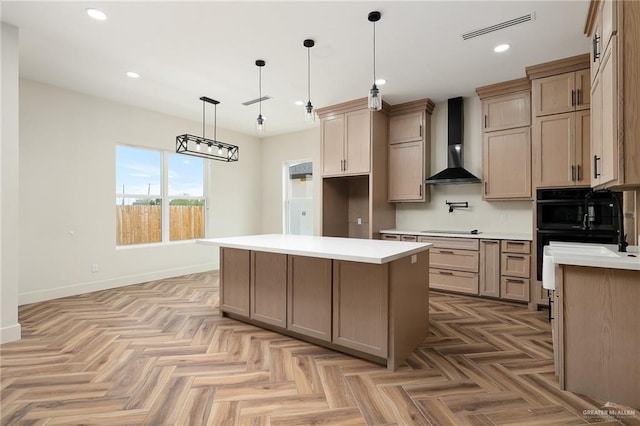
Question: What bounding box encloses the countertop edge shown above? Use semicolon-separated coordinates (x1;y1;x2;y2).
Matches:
380;229;533;241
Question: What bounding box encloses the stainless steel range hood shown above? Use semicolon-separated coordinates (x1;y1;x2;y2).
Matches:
425;97;481;185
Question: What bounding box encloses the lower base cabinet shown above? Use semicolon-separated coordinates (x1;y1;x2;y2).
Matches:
479;239;501;297
218;247;429;370
333;260;388;357
287;255;332;342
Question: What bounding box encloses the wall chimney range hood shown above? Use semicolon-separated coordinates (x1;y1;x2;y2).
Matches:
425;97;481;185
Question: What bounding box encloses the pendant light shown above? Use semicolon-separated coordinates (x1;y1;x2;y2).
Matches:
176;96;239;162
255;59;266;134
303;39;315;122
367;11;382;111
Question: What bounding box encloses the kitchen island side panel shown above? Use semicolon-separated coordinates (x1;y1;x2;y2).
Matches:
220;248;251;317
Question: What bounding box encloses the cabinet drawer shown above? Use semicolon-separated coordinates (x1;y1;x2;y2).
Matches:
501;240;531;254
417;236;479;251
501;254;531;278
401;235;417;242
430;269;479;295
381;234;401;241
430;249;479;273
501;277;530;302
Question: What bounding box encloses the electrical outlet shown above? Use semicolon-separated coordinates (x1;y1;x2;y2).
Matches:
357;218;362;225
91;264;99;273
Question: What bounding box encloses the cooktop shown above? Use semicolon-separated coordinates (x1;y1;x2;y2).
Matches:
421;230;481;235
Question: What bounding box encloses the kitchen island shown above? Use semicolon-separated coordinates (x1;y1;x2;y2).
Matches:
545;243;640;409
198;234;431;370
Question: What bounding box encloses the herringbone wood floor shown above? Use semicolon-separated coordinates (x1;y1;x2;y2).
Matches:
1;271;638;425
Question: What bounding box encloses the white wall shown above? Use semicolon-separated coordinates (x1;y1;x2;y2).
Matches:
260;127;320;234
18;79;262;305
395;97;533;234
1;23;22;343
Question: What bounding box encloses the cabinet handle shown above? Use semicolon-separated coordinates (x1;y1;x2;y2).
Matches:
508;241;525;245
419;124;423;137
594;155;601;178
571;90;576;106
419;184;422;197
439;250;454;254
571;165;576;181
577;89;581;105
484;181;488;195
592;34;600;61
577;164;581;181
507;255;524;260
484;115;488;129
438;271;454;275
506;278;525;284
344;159;347;171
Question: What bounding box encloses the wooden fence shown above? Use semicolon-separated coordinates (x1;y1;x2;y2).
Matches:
116;205;204;245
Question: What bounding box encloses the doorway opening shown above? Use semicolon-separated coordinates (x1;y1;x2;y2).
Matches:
284;160;313;235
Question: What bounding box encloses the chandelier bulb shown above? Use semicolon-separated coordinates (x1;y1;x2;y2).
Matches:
196;141;201;151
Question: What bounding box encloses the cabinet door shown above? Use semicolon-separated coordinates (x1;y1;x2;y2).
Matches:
220;248;251;317
600;0;617;53
598;39;618;187
333;260;388;357
250;251;287;328
479;240;500;298
575;110;591;186
575;69;591;111
287;255;332;341
388;141;425;202
533;73;575;117
389;111;423;144
321;115;345;176
590;15;602;83
344;109;371;175
500;277;530;302
483;127;532;200
534;112;575;188
483;92;531;132
590;67;603;187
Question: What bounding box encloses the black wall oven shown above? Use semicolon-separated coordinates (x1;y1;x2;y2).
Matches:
536;188;621;280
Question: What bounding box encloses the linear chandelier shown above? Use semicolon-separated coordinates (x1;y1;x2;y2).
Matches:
176;96;239;162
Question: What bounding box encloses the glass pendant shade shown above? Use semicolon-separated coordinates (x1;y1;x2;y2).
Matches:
256;113;266;134
305;101;315;122
368;84;382;111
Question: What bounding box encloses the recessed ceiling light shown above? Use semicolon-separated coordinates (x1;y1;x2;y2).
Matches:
294;101;304;106
494;44;510;53
126;71;140;79
375;79;387;86
86;8;107;21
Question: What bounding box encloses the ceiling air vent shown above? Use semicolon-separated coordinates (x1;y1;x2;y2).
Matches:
462;12;535;40
242;96;271;106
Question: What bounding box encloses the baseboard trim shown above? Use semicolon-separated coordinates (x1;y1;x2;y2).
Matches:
19;263;218;306
0;323;22;344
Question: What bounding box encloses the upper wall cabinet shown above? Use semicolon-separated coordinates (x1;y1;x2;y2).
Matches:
387;99;434;203
585;0;640;189
527;54;591;189
476;78;532;201
482;92;530;133
320;107;371;177
532;70;590;117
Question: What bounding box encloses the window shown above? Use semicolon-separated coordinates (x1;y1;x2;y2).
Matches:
116;146;205;246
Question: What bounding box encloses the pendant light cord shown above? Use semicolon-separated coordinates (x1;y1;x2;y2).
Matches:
214;103;217;142
202;99;205;139
259;66;262;116
307;47;311;102
372;20;376;83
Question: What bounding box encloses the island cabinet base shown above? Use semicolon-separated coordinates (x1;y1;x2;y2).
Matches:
218;247;429;370
556;265;640;409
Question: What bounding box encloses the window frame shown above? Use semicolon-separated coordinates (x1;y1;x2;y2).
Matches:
116;145;207;247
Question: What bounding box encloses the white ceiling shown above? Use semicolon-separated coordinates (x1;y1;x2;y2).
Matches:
2;1;591;137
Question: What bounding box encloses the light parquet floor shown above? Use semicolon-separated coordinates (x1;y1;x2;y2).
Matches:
1;271;638;425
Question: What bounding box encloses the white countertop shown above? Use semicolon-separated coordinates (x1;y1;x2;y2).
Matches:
545;242;640;271
380;229;533;241
197;234;431;264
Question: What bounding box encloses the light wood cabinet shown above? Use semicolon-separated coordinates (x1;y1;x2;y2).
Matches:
381;233;400;241
333;260;388;357
318;98;395;239
482;127;532;199
479;239;500;298
481;91;531;132
586;0;640;189
250;251;287;328
321;109;370;177
533;110;591;188
532;70;590;117
420;236;479;295
477;78;532;201
220;248;251;317
500;241;531;302
287;255;332;342
387;100;434;203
